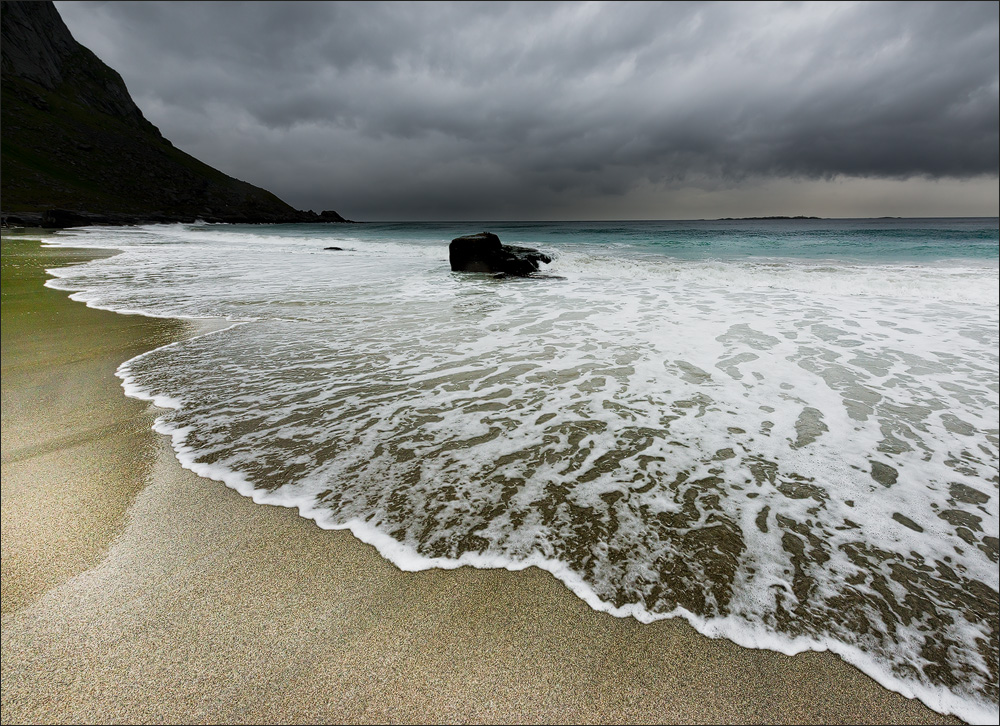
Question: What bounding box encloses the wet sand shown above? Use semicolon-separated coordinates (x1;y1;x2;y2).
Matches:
1;234;187;614
0;233;963;724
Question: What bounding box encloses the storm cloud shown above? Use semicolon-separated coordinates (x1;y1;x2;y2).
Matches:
54;1;998;220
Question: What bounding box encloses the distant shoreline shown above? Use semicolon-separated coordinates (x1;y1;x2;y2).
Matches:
715;215;821;220
0;208;356;230
3;212;997;231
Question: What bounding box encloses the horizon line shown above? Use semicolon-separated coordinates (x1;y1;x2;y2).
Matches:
335;215;1000;224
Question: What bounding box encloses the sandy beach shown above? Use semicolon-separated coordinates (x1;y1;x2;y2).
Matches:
0;234;965;725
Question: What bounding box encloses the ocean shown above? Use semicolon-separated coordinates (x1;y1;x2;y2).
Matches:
44;217;998;724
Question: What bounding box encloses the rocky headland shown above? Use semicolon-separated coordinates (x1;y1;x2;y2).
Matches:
1;1;351;228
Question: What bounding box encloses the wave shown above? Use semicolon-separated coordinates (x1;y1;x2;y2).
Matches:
41;222;1000;724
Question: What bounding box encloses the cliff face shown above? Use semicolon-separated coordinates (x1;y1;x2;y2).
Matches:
1;1;348;226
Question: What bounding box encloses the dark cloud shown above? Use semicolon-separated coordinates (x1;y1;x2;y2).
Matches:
54;1;998;219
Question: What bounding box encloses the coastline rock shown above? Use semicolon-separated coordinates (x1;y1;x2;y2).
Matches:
1;1;356;228
449;232;552;276
0;208;357;229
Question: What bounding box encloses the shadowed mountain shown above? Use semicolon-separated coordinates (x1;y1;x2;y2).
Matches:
1;0;350;227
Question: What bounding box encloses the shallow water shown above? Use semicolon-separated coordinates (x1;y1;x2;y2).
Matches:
46;218;999;724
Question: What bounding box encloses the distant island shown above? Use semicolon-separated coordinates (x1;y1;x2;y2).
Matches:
715;215;821;221
1;1;352;228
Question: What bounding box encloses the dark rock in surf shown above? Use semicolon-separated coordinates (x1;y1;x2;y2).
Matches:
449;232;552;277
323;246;344;251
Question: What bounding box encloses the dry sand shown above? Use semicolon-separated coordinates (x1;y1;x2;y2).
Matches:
0;234;963;724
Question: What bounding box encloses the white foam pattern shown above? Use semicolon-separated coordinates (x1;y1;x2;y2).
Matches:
46;222;999;723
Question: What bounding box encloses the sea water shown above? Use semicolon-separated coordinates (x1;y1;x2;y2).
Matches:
43;218;998;723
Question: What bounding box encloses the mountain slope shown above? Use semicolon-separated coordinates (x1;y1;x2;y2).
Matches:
1;1;348;226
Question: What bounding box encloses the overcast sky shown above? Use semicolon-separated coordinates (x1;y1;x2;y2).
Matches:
54;1;998;221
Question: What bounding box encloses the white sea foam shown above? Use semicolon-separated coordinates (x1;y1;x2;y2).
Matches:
46;222;1000;724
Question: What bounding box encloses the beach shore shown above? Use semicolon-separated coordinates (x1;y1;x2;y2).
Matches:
0;234;964;724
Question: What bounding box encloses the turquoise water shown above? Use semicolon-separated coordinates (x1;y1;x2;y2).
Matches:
253;216;1000;263
47;217;998;724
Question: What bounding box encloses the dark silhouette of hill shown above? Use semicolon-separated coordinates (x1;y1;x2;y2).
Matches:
1;1;350;227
